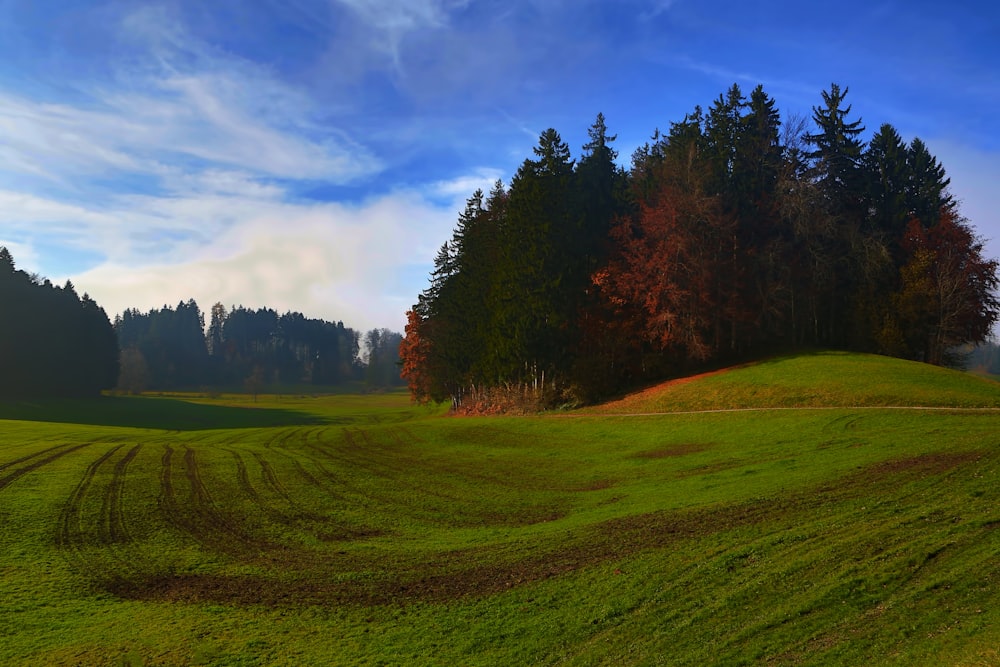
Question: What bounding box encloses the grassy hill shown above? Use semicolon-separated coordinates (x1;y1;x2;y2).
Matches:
583;350;1000;414
1;353;1000;664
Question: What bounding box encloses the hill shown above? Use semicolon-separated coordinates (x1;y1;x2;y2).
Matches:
2;353;1000;664
581;350;1000;414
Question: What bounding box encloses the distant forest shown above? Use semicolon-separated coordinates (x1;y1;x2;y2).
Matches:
0;247;404;397
114;301;404;392
401;83;999;409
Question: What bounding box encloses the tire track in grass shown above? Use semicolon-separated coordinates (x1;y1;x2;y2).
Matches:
0;442;92;492
261;429;341;499
111;449;991;608
269;435;400;540
159;444;176;514
183;446;235;537
0;443;74;473
222;445;335;540
225;448;261;504
57;445;124;573
160;443;229;551
252;452;296;503
263;429;329;491
226;447;320;521
101;444;142;544
160;444;292;559
310;429;510;529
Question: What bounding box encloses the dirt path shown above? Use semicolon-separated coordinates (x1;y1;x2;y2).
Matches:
558;405;1000;418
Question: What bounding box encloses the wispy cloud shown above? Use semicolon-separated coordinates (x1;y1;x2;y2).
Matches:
332;0;471;68
56;186;465;331
0;6;380;193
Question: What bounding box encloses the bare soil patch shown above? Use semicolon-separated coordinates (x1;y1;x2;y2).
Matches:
634;443;712;459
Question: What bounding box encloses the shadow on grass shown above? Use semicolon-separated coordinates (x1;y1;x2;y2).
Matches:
0;395;326;431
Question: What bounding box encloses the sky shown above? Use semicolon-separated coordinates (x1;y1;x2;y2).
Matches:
0;0;997;333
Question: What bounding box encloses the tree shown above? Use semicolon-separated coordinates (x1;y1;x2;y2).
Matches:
362;327;404;389
207;302;227;356
802;84;869;345
905;138;954;227
864;124;910;241
244;365;265;402
806;83;866;211
0;247;118;397
888;211;999;365
602;154;728;364
117;346;149;395
492;128;577;387
400;308;435;403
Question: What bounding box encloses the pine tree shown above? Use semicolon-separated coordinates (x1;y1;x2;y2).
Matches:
906;138;954;226
493;128;577;388
865;123;911;241
806;83;866;211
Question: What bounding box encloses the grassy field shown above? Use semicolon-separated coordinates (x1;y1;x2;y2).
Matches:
2;352;1000;665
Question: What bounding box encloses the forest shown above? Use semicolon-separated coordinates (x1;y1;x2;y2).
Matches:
113;302;403;393
400;83;1000;409
0;247;118;397
0;247;404;397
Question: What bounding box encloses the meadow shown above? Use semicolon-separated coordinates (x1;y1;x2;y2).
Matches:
2;351;1000;665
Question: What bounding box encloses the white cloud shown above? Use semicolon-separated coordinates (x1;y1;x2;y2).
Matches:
0;238;40;273
0;5;500;333
429;167;506;199
62;189;459;332
333;0;471;66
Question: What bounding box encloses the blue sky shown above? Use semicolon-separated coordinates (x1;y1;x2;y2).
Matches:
1;0;997;332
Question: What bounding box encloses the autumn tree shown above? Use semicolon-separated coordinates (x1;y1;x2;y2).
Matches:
884;211;999;365
399;308;435;403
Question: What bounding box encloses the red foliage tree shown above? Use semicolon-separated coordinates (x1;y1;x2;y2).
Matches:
888;209;999;364
399;308;434;403
599;171;732;363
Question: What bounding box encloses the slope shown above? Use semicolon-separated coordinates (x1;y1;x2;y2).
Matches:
581;350;1000;414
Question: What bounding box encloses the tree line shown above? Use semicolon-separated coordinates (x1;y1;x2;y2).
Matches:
115;301;404;393
401;83;999;409
0;245;404;397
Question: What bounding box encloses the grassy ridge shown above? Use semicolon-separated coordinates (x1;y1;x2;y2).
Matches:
1;354;1000;664
584;350;1000;413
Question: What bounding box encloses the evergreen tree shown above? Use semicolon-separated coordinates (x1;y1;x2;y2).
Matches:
806;83;866;212
0;247;118;397
865;123;911;241
804;84;868;345
494;128;577;387
905;138;954;226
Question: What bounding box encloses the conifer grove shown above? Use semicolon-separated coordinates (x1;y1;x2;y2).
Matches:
400;83;1000;409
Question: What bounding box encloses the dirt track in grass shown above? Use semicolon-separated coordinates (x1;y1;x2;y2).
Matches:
0;442;92;492
99;449;984;608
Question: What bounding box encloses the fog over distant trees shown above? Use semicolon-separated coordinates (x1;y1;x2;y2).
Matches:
0;245;403;396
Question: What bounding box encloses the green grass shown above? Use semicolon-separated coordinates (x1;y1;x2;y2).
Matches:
1;352;1000;665
583;350;1000;413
